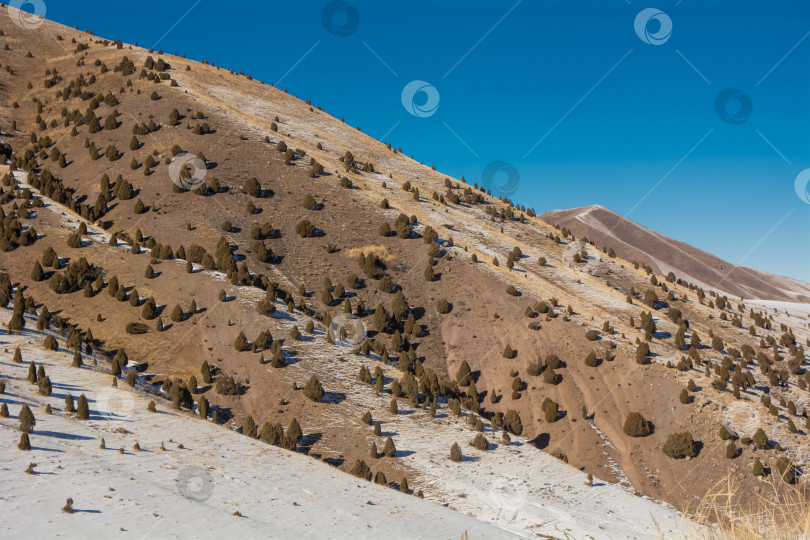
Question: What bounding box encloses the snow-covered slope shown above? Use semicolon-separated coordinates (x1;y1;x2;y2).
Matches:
0;315;514;539
0;307;700;539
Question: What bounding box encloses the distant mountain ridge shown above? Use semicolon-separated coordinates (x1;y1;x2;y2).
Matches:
541;205;810;303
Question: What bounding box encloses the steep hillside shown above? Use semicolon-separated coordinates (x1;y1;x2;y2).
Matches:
0;309;518;539
542;205;810;303
1;6;809;533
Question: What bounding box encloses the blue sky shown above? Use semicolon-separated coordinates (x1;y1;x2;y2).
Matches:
40;0;810;282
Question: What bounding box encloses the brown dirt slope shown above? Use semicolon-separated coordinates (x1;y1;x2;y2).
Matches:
542;204;810;302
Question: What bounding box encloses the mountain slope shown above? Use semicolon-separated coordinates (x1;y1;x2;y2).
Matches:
1;6;809;533
0;164;696;538
541;205;810;302
0;310;519;539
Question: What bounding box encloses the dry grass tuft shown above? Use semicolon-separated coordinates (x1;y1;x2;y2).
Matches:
675;474;810;539
344;244;393;263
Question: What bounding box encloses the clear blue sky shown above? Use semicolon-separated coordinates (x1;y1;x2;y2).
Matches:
40;0;810;283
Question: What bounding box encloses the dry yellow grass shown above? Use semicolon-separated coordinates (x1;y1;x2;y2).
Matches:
676;474;810;539
344;244;393;263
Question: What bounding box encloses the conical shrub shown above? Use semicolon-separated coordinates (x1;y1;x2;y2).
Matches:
27;361;37;383
623;412;652;437
286;418;302;444
471;434;489;451
304;375;324;401
383;437;396;457
449;442;462;462
350;459;371;481
18;433;31;450
76;394;89;420
234;331;249;352
662;432;696;459
19;404;35;433
243;415;257;438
